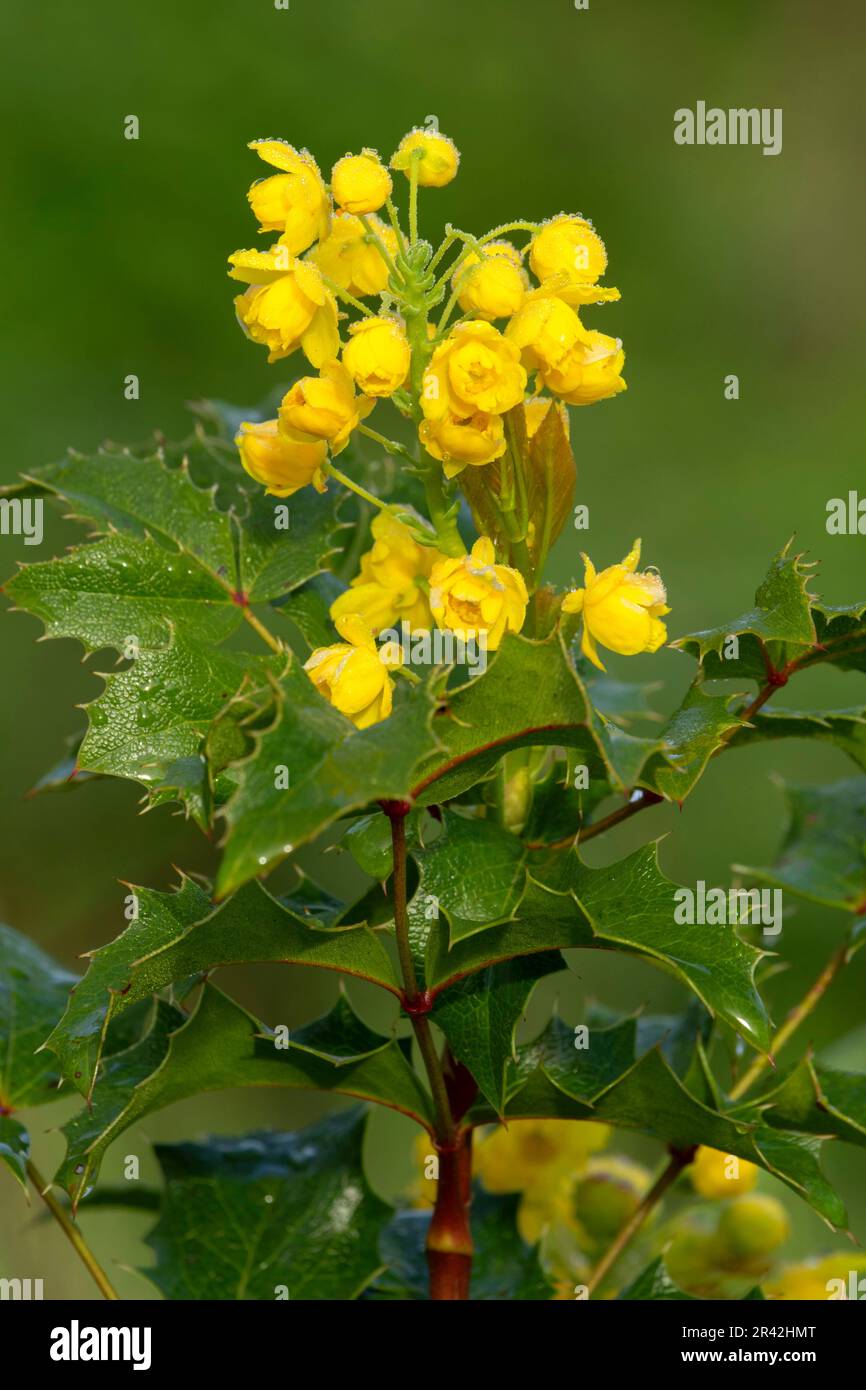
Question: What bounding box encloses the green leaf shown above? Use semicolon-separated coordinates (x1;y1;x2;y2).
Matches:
216;662;441;897
43;876;212;1097
758;1055;866;1146
672;541;818;681
470;1014;845;1228
432;953;564;1112
0;1116;30;1193
44;877;402;1097
637;676;744;801
730;707;866;773
736;778;866;913
144;1110;390;1300
0;925;76;1109
410;633;602;806
56;985;433;1205
369;1190;554;1300
391;829;769;1051
810;600;866;676
79;638;279;791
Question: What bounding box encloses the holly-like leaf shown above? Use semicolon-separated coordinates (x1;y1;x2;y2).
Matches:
673;542;818;681
369;1189;554;1300
273;572;347;652
216;662;442;897
809;600;866;676
432;953;564;1112
144;1110;390;1300
44;876;402;1097
0;1116;30;1193
758;1055;866;1146
390;829;769;1051
736;778;866;914
56;985;432;1206
0;925;77;1109
470;1014;845;1228
730;707;866;773
410;633;602;806
637;677;744;801
43;876;212;1097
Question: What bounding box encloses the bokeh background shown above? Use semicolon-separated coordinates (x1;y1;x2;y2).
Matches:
1;0;864;1297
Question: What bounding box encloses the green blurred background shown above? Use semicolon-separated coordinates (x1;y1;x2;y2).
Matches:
1;0;864;1297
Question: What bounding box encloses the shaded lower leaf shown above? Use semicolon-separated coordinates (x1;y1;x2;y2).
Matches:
145;1110;389;1300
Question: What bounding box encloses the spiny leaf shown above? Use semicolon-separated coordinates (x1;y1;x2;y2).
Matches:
432;953;564;1112
735;778;866;914
44;876;402;1097
673;541;818;681
731;707;866;773
56;986;433;1206
0;925;77;1109
757;1055;866;1145
216;661;442;897
470;1014;845;1228
144;1110;390;1300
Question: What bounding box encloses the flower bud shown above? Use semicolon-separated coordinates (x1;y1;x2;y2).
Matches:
342;318;410;398
391;128;460;187
422;321;525;421
689;1147;758;1199
717;1195;790;1260
331;149;392;215
419;410;506;478
452;242;526;320
279;360;375;456
530;214;608;287
235;418;327;498
541;329;626;406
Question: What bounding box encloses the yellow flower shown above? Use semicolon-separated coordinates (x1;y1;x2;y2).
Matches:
429;537;528;650
330;510;439;634
304;614;398;729
530;214;608;287
341;317;410;398
330;149;392;215
474;1119;610;1198
279;360;375;456
452;242;527;320
313;212;397;297
391;128;460;187
245;139;330;252
689;1147;759;1199
541;329;626;406
505;293;588;373
229;248;339;366
422;321;526;422
235;418;327;498
562;539;670;671
419;411;506;478
524;396;570;441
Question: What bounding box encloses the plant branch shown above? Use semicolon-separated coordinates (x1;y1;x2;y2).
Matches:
27;1160;119;1301
586;935;856;1293
586;1146;696;1297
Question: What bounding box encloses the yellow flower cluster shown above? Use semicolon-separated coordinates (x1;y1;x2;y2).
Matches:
226;125;659;729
